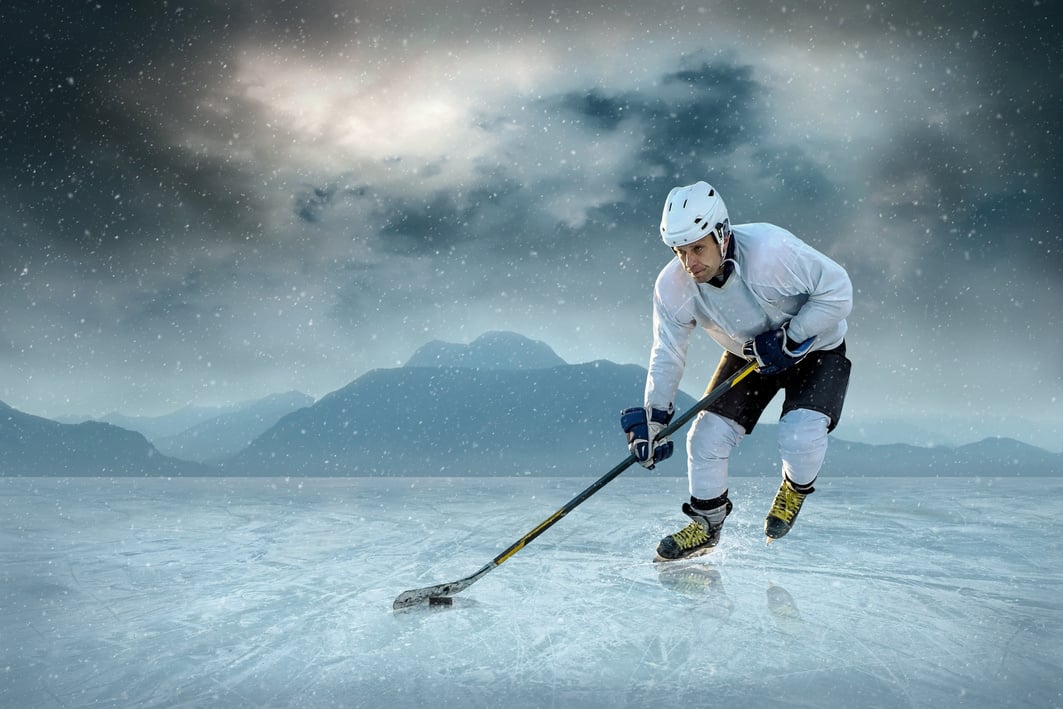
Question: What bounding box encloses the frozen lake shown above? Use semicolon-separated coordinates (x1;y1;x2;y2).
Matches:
2;475;1060;708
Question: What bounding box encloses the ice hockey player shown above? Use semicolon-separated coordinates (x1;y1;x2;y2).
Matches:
621;181;853;560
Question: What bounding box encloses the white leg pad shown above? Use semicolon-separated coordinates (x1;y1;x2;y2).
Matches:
686;412;745;500
778;409;830;487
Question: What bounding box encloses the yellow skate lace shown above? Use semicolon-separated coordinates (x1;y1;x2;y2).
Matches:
768;483;806;524
671;521;709;551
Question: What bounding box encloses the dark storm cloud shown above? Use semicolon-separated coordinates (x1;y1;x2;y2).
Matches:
2;5;229;243
544;57;772;241
558;90;628;131
544;55;853;264
293;173;537;257
859;69;1063;322
555;58;764;169
376;189;484;254
295;184;369;224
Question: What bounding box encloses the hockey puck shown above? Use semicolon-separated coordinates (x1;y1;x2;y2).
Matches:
428;596;453;607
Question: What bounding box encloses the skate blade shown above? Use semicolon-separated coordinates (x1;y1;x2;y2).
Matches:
653;546;715;563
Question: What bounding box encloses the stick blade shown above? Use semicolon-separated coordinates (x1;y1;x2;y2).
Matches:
393;563;493;610
393;584;452;610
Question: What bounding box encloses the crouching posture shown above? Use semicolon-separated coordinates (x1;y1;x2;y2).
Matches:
622;181;853;560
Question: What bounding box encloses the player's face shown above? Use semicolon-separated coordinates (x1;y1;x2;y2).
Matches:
672;233;728;283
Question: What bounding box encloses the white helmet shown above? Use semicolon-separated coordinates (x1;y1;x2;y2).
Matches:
659;181;730;248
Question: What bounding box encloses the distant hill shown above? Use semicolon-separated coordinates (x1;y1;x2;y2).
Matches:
840;413;1062;452
93;405;242;441
221;360;697;476
0;400;210;476
221;331;692;475
153;391;314;463
728;428;1062;477
405;331;567;369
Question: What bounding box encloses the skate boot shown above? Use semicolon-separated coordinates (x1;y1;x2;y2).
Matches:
655;493;732;562
764;478;814;542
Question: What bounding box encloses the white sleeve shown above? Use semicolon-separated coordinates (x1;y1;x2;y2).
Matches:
784;243;853;345
745;232;852;346
644;276;695;410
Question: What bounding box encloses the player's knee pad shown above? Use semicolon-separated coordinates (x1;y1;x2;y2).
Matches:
687;413;745;500
778;409;830;484
688;412;745;465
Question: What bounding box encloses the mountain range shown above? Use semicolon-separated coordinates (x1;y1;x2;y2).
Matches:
152;392;315;462
0;400;208;476
2;332;1060;477
220;331;692;475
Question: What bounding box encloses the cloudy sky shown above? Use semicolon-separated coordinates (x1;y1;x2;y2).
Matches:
2;1;1061;451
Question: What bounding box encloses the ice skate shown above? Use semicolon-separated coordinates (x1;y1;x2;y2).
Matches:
764;478;813;542
655;496;731;562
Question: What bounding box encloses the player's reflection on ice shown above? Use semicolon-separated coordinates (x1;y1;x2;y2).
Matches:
656;561;734;618
656;563;802;631
765;583;802;634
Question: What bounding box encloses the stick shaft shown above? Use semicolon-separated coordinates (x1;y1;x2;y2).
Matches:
392;360;758;609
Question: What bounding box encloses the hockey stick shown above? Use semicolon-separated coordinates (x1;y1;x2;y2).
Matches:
392;359;759;610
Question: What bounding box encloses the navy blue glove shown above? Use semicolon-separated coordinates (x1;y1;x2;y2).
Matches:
621;405;675;469
743;325;814;375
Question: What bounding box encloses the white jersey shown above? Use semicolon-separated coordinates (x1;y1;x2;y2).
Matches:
645;222;852;409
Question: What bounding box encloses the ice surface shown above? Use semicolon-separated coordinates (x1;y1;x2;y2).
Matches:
2;475;1061;708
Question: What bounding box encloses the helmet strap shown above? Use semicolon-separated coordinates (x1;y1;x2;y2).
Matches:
715;220;731;260
714;222;731;258
713;231;737;284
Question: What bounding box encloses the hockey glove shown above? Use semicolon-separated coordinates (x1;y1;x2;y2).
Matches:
620;405;675;469
743;324;814;376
